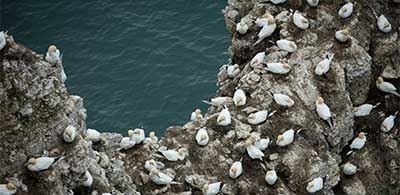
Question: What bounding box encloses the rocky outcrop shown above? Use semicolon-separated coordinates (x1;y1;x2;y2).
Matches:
0;0;399;195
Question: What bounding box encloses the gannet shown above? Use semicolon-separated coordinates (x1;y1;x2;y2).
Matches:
268;0;287;4
264;62;291;74
316;97;333;128
202;182;221;195
149;168;180;185
63;125;77;143
254;138;270;151
0;183;17;195
45;45;61;65
144;131;159;144
293;10;309;30
276;129;295;146
315;54;334;76
60;65;67;83
273;93;295;107
158;147;187;161
202;97;230;107
255;17;268;28
229;160;243;179
306;0;319;7
335;29;350;42
276;39;297;53
376;77;400;97
265;170;278;185
82;171;93;187
227;64;240;78
251;51;266;65
377;15;391;33
254;14;276;45
338;2;354;18
86;128;101;142
248;110;269;125
233;88;246;107
217;106;231;126
350;132;367;150
26;156;59;171
190;109;203;121
306;177;324;193
195;127;209;146
236;21;248;35
119;136;136;150
245;139;264;160
144;159;165;172
353;103;380;117
0;31;6;51
381;112;397;132
130;128;145;144
342;162;357;176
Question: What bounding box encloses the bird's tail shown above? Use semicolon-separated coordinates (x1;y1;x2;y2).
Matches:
390;91;400;97
253;38;263;46
268;110;277;117
327;118;334;128
373;102;381;108
171;181;182;185
201;100;213;105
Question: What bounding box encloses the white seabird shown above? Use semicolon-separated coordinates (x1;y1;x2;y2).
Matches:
236;21;249;35
315;54;334;76
273;93;295;107
245;139;264;160
229;160;243;179
377;15;391;33
264;62;291;74
335;29;350;42
233;88;246;107
248;110;269;125
342;162;357;176
217;106;231;126
276;129;295;146
0;182;17;195
316;96;333;128
144;131;159;144
293;10;309;30
268;0;287;4
119;136;136;150
130;128;145;144
254;14;276;45
338;2;354;18
376;77;400;97
26;156;59;171
158;147;187;161
276;39;297;53
0;31;6;51
350;132;367;150
265;170;278;185
353;103;380;117
149;168;180;185
227;64;240;78
144;159;165;172
82;170;93;187
251;51;266;66
195;127;209;146
202;97;230;107
306;177;324;193
381;112;397;132
45;45;61;65
254;137;270;151
190;108;203;121
63;125;77;143
306;0;319;7
202;182;221;195
86;128;101;142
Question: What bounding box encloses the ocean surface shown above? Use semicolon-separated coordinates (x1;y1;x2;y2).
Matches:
2;1;229;135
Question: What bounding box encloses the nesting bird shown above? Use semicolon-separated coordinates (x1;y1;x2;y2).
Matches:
202;182;221;195
350;132;367;150
158;147;187;161
254;137;270;151
202;97;230;107
273;93;295;107
264;62;291;74
376;77;400;97
86;128;101;142
306;0;319;7
338;2;354;18
377;15;391;33
251;51;266;65
276;129;295;146
0;182;17;195
381;112;397;132
119;135;136;150
63;125;77;143
335;29;350;43
245;139;264;160
190;109;203;121
26;156;58;171
254;14;276;45
248;110;270;125
45;45;61;65
195;127;209;146
0;31;6;51
227;64;240;78
342;162;357;176
276;39;297;53
293;10;309;30
265;170;278;185
144;159;165;172
217;106;231;126
149;168;179;185
233;88;246;107
229;160;243;179
144;131;159;144
82;171;93;187
236;21;249;35
315;54;334;76
306;177;324;193
353;103;380;117
130;128;145;144
316;97;333;128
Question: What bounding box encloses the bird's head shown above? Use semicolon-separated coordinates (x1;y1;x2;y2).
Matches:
217;115;226;123
248;113;256;120
6;182;16;191
266;14;275;25
202;183;209;192
317;96;324;104
149;131;156;138
149;167;158;175
127;129;134;137
282;63;291;69
234;64;240;68
245;139;253;146
341;29;350;36
377;76;384;84
277;135;284;142
358;132;366;138
178;148;188;156
27;158;36;165
48;45;57;53
195;109;202;114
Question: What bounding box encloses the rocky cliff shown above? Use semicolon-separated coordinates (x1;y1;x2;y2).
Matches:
0;0;399;195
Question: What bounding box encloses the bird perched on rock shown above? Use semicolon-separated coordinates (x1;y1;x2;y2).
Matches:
276;129;295;146
293;10;309;30
254;137;270;151
85;128;101;143
82;171;93;188
381;111;397;132
376;77;400;97
377;15;391;33
227;64;240;78
276;39;297;53
119;136;136;150
254;14;276;45
316;96;333;128
306;177;324;193
202;182;221;195
315;54;334;76
190;109;203;121
265;170;278;185
233;88;246;107
144;159;165;172
248;110;270;125
306;0;319;7
338;2;354;18
26;156;61;171
0;182;17;195
262;0;287;4
195;127;209;146
144;131;159;144
63;125;77;143
130;128;145;144
158;146;187;161
202;97;230;107
264;62;291;74
350;132;367;150
273;93;295;107
342;162;357;176
149;168;180;185
229;160;243;179
245;139;264;160
45;45;61;65
0;31;6;51
353;103;380;117
335;29;350;43
236;21;248;35
217;106;231;126
251;51;266;66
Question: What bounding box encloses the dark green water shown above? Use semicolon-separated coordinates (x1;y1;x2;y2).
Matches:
2;1;229;135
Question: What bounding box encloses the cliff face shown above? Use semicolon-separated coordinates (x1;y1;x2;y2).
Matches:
0;0;399;195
